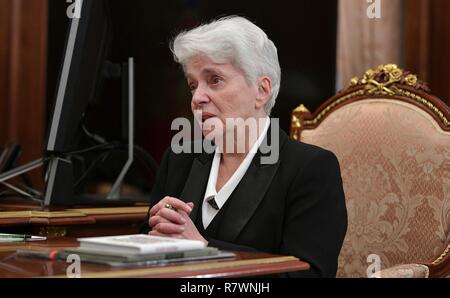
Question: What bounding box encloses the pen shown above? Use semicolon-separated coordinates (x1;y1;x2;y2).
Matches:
0;233;47;241
16;249;62;260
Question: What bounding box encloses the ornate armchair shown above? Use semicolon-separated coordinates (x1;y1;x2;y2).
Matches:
290;64;450;278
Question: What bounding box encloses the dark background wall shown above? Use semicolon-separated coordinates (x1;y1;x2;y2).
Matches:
47;0;338;164
2;0;450;195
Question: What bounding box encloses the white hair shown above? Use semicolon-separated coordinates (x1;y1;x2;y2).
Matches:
171;16;281;116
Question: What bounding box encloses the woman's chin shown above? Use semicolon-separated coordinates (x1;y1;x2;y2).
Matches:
202;130;216;140
202;129;222;142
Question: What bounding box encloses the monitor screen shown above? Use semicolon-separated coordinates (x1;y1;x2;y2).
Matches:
46;0;111;154
43;0;113;206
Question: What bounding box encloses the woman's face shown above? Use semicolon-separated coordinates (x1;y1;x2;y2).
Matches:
185;55;264;139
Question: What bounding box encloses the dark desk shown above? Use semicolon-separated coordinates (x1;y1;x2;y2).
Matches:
0;238;309;278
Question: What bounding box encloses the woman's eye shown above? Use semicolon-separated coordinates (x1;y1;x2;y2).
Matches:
210;76;221;84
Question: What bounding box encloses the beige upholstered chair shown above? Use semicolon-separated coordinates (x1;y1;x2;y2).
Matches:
290;64;450;278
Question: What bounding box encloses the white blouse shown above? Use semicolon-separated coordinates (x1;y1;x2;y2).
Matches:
202;117;270;229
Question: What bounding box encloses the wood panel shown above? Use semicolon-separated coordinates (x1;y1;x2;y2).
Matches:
9;0;48;166
0;0;48;187
0;0;12;143
404;0;450;106
428;0;450;107
403;0;430;81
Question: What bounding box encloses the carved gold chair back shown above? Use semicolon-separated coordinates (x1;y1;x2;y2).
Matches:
291;65;450;277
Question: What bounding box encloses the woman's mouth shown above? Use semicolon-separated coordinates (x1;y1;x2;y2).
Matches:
201;112;217;123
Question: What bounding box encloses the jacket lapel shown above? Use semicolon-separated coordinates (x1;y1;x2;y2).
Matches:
180;150;214;222
219;124;288;242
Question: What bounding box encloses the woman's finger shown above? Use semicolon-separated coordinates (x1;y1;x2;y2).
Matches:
154;222;185;234
149;230;165;237
149;230;184;239
156;208;187;225
149;215;170;228
150;196;192;216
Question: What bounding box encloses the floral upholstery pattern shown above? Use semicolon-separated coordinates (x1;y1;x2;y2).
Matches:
300;99;450;277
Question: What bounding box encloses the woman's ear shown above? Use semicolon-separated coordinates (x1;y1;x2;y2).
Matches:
255;76;272;109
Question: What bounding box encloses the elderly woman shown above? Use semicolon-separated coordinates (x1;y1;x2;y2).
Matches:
144;16;347;277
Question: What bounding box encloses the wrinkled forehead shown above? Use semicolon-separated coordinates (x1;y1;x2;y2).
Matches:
183;54;247;81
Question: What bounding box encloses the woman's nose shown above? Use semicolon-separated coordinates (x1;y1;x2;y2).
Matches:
191;85;210;107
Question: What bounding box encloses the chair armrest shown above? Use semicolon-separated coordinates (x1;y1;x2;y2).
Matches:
370;264;430;278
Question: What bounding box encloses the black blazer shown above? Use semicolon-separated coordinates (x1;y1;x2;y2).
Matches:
143;124;347;277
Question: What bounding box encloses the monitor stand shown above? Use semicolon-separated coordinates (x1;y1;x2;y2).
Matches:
0;58;148;207
106;57;135;200
0;158;47;201
45;58;141;207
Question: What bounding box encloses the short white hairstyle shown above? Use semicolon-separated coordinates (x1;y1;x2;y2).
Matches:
171;16;281;116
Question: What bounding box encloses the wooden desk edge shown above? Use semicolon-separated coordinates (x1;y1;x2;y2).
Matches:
0;206;149;227
0;206;149;219
46;256;309;278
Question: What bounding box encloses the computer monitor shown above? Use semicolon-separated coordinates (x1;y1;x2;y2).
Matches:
47;0;111;153
0;0;153;206
44;0;114;206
